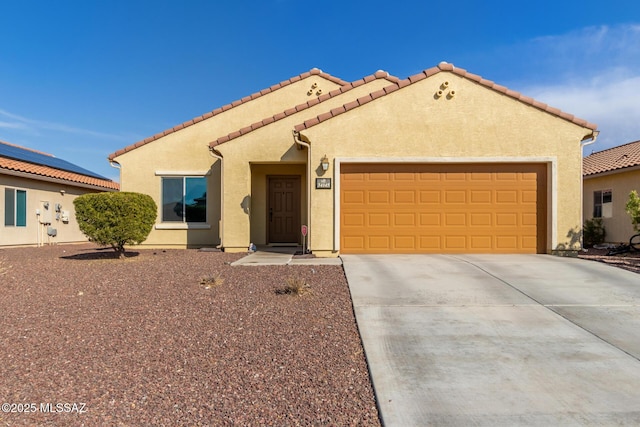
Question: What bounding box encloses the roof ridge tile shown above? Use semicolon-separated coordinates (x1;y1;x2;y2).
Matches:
210;70;401;146
294;62;598;133
108;68;349;160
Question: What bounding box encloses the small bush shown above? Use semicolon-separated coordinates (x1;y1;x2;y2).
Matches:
583;217;606;248
74;192;157;259
276;276;310;296
200;275;224;289
626;190;640;232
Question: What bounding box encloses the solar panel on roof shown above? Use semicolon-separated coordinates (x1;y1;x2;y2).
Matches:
0;143;109;180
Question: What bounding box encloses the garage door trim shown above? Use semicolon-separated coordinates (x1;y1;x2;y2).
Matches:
333;157;556;253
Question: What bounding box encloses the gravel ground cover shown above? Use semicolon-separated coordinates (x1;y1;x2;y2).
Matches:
578;246;640;274
0;244;380;426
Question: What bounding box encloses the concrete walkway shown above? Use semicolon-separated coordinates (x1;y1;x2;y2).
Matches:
342;254;640;426
230;246;342;266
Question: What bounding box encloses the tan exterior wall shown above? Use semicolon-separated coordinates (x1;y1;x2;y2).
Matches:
583;168;640;243
299;73;592;254
216;78;392;252
0;174;107;246
112;75;343;248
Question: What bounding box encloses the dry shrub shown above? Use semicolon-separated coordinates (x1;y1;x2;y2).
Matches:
200;275;224;289
276;276;311;296
0;258;10;276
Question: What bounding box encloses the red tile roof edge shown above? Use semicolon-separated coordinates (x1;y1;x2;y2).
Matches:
209;71;400;147
583;139;640;176
108;68;349;161
294;62;599;133
0;157;119;191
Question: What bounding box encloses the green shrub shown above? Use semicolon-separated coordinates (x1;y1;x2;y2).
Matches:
74;192;157;258
582;217;606;248
626;190;640;232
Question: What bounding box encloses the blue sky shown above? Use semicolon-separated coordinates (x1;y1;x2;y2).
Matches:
1;1;639;182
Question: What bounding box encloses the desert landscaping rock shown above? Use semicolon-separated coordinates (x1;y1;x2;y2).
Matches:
0;244;380;426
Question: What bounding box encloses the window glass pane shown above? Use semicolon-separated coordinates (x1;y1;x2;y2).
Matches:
593;205;602;218
603;190;612;204
162;178;184;222
185;177;207;222
593;191;602;218
4;188;14;226
16;190;26;226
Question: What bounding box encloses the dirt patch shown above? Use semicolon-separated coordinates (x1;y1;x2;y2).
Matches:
0;244;380;426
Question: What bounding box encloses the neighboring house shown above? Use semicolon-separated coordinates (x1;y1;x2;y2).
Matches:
109;62;597;256
0;140;119;246
583;140;640;243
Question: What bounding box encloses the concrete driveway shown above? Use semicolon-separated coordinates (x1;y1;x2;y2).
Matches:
342;254;640;426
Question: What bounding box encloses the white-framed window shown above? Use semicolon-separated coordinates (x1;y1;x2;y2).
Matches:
161;176;207;223
593;189;612;218
4;188;27;227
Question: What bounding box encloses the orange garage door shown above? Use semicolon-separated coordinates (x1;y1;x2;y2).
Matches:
340;163;547;254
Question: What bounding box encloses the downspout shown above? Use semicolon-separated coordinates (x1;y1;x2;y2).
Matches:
209;146;225;250
109;160;121;186
293;130;311;253
580;130;600;250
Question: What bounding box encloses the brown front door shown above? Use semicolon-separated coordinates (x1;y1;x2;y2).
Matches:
268;176;301;244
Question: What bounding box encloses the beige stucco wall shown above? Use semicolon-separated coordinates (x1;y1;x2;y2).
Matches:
112;74;343;248
583;168;640;243
0;174;107;246
299;72;593;254
215;77;393;251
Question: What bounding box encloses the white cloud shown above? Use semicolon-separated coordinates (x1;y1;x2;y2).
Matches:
516;24;640;152
0;109;130;141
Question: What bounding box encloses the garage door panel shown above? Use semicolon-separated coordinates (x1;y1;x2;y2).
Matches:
445;191;466;203
394;213;416;226
394;235;416;249
420;191;440;203
420;213;440;226
470;190;492;203
445;235;467;249
470;236;493;250
340;163;546;254
470;213;492;226
495;213;518;226
343;190;365;204
368;191;390;204
419;235;442;249
394;190;415;204
343;213;365;226
369;236;390;249
444;213;466;226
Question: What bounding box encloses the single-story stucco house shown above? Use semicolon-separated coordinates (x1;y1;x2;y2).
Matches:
0;140;119;247
583;139;640;243
109;62;597;256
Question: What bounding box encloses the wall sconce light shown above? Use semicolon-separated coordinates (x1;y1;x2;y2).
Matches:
320;155;330;171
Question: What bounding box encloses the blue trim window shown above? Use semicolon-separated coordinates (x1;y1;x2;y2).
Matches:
5;188;26;227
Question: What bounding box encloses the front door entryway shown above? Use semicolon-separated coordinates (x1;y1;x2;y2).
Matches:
268;176;301;244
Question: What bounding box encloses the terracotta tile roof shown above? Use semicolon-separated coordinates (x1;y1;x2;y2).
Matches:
294;62;598;133
210;71;399;147
0;141;119;191
583;140;640;176
108;68;349;161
